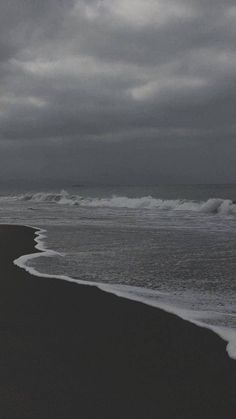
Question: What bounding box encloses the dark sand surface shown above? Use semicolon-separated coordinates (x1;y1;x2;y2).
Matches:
0;224;235;419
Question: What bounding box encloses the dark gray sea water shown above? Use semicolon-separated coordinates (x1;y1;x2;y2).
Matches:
1;184;236;357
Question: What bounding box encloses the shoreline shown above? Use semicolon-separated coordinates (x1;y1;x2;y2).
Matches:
0;224;236;418
14;224;236;360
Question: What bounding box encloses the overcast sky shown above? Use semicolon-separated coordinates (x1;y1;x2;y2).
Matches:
0;0;236;185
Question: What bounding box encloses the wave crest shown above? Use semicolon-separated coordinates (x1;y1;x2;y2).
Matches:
7;190;235;215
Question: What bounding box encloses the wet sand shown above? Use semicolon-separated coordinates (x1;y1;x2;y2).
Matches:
0;224;235;419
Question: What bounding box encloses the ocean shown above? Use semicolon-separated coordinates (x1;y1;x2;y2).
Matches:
1;184;236;358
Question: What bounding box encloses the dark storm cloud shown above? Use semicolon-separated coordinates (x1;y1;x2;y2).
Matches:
0;0;236;183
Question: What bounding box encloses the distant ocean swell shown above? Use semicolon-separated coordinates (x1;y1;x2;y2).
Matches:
3;190;236;215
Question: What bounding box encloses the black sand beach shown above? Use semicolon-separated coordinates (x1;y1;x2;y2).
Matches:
0;225;235;419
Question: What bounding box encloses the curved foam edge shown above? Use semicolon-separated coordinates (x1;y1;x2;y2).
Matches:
13;224;236;361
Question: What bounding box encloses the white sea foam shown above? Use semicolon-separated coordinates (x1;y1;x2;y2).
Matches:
13;225;236;361
3;190;236;216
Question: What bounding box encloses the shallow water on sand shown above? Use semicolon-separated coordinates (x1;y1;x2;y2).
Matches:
1;184;236;355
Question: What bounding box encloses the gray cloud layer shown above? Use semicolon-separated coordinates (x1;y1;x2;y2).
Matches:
0;0;236;184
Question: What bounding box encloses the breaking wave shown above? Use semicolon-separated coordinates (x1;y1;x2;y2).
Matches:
3;190;236;215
